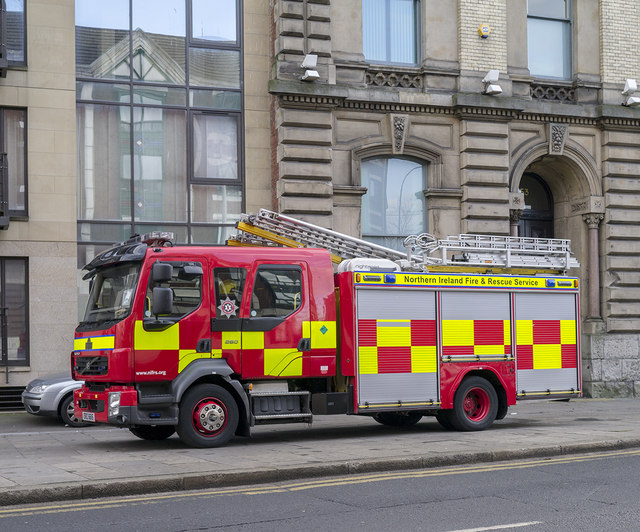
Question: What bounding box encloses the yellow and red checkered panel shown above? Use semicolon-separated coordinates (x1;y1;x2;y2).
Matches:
357;319;437;374
516;319;577;370
442;320;511;357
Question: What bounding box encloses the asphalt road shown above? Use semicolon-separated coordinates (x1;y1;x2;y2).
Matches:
2;448;640;531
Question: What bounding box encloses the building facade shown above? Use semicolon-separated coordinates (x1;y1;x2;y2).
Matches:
1;0;640;398
268;0;640;397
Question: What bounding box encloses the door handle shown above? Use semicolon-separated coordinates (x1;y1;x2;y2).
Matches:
297;338;311;352
196;339;211;353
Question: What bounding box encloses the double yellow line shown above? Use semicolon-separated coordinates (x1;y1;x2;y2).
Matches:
2;448;639;518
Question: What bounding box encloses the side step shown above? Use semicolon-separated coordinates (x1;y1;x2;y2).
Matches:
249;390;312;425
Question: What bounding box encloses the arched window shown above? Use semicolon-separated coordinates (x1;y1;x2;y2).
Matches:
361;157;427;250
518;172;554;238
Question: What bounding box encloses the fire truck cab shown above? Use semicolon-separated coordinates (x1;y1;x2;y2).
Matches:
73;212;581;448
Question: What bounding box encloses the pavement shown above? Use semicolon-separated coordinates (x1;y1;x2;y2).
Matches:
1;398;640;506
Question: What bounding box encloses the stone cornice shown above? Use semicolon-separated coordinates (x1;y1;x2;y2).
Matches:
269;80;640;128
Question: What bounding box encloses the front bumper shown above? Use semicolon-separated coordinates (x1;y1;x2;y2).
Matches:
74;386;177;427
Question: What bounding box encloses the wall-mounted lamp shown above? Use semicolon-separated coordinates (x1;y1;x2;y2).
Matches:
482;69;502;95
301;54;319;82
622;79;640;106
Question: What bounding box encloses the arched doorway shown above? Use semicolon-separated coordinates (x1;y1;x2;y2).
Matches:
518;172;554;238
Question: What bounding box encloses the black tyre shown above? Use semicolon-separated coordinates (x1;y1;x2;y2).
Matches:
59;394;90;427
450;376;498;431
129;425;176;441
373;411;422;427
177;384;239;448
435;410;456;430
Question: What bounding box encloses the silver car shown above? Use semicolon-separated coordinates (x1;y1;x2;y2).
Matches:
21;373;88;427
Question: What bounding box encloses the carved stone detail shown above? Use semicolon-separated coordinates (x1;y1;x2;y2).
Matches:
583;213;604;229
549;123;569;155
366;69;423;89
390;114;408;154
531;82;576;103
509;209;523;225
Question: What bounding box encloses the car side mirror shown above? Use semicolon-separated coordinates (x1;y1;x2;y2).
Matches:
152;286;173;316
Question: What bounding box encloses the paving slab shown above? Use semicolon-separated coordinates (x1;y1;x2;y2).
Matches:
0;398;639;506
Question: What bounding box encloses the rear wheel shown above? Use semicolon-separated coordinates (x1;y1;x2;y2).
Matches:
177;384;238;448
129;425;175;441
59;394;90;427
373;412;422;427
450;377;498;431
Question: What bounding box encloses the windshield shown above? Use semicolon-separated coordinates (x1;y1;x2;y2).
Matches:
82;263;141;324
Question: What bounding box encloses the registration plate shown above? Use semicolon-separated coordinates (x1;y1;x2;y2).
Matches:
82;412;95;422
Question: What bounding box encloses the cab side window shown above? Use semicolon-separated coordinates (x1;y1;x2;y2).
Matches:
214;267;246;318
146;262;202;319
250;267;302;318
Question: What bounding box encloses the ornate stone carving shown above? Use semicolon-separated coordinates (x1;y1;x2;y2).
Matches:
549;123;569;155
509;209;523;225
531;82;576;103
390;114;408;154
365;69;423;89
583;213;604;229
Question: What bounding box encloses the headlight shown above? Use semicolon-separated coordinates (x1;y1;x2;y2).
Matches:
108;391;121;417
27;383;48;394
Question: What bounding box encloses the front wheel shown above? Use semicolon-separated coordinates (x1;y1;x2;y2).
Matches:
450;377;498;431
129;425;175;441
177;384;239;448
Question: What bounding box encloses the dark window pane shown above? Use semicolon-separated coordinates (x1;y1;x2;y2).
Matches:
191;184;242;223
145;261;202;319
6;0;25;63
132;0;186;84
2;259;28;364
214;267;246;318
190;225;235;245
77;103;132;221
75;0;130;80
189;48;240;88
251;269;302;318
77;222;134;243
133;107;187;222
190;89;241;110
77;82;131;103
192;0;238;44
3;109;26;212
133;86;187;106
192;114;238;180
527;0;568;18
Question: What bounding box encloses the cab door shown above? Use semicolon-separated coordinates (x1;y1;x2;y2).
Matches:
240;263;311;379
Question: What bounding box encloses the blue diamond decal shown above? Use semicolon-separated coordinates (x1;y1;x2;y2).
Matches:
320;325;328;335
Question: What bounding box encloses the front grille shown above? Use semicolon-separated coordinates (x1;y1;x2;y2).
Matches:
75;356;108;376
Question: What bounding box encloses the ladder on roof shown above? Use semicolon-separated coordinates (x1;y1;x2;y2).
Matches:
229;209;579;273
228;209;407;264
406;232;579;272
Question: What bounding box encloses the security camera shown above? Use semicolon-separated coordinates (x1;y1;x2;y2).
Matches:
302;69;320;82
625;95;640;107
623;79;638;96
301;54;318;69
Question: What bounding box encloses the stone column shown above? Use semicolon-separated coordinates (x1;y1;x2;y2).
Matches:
583;213;604;319
509;209;522;237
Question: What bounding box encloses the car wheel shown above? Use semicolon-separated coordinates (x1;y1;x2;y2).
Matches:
450;376;498;431
59;394;90;427
129;425;176;441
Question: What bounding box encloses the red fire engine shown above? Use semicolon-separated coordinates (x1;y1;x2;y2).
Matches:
73;210;581;447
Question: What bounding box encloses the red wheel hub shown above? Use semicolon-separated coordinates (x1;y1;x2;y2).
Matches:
192;397;227;436
462;387;490;422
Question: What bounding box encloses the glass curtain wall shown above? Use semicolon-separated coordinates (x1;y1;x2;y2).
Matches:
76;0;243;316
